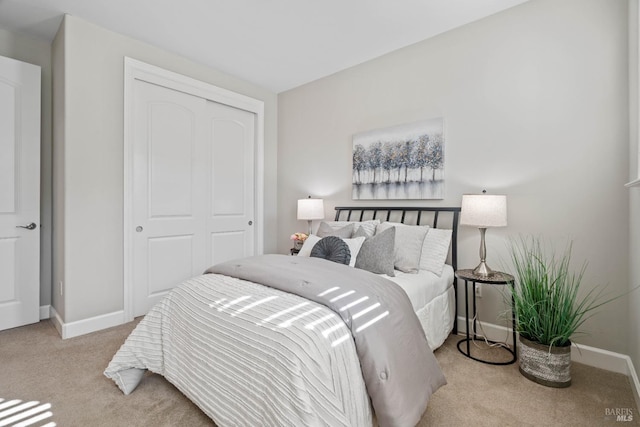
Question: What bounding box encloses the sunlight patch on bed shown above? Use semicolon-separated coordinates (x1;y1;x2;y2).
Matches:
331;334;351;347
339;296;368;311
231;296;279;316
278;307;322;327
0;399;55;427
352;302;381;320
258;302;310;325
356;311;389;333
203;284;390;349
317;286;339;297
217;295;252;312
321;322;346;338
209;298;227;307
305;313;336;330
329;290;355;303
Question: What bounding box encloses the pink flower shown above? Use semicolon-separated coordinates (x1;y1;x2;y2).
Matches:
290;232;308;241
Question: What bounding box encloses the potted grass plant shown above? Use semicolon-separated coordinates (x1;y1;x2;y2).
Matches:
508;236;618;388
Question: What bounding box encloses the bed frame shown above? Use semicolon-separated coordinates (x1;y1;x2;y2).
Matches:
334;206;461;334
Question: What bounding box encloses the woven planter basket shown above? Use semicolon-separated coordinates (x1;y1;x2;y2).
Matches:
518;336;572;388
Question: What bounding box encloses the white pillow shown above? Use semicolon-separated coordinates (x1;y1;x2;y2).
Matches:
298;234;366;267
376;222;429;273
342;236;366;267
320;220;380;238
419;228;453;276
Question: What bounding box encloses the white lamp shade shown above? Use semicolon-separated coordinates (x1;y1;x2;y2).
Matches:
460;194;507;227
297;198;325;220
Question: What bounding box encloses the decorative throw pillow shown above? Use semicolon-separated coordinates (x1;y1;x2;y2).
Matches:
321;220;380;238
316;222;355;238
419;228;453;276
354;227;396;276
376;222;429;273
297;234;321;257
298;234;365;267
310;236;351;265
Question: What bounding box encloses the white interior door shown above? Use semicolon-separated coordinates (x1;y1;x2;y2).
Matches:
132;80;207;317
206;100;255;265
0;55;41;331
131;80;256;317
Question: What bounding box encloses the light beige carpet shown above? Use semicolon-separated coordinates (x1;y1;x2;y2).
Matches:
1;319;638;426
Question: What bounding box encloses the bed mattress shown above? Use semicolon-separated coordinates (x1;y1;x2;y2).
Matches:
385;265;454;311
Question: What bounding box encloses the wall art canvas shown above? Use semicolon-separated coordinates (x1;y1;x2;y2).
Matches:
352;118;445;200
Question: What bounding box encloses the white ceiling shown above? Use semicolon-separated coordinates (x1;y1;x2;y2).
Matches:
0;0;528;93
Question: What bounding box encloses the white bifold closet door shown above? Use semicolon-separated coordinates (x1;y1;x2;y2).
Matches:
132;80;255;317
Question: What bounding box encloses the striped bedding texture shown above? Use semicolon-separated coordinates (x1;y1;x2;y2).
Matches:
105;273;373;426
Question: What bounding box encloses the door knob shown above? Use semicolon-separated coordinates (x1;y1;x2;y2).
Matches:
136;226;143;232
248;221;253;226
16;222;37;230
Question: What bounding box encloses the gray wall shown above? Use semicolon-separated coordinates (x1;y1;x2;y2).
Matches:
277;0;630;353
628;0;640;393
0;27;53;311
53;15;278;323
52;18;65;319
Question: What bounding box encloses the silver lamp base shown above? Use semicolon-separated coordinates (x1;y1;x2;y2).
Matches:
473;227;496;277
473;261;495;277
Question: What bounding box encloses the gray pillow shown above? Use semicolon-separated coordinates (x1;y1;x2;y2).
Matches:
354;227;396;276
320;220;380;238
376;222;429;273
316;222;355;238
310;236;351;265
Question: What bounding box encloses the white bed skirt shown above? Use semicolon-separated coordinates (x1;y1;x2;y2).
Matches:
416;285;455;350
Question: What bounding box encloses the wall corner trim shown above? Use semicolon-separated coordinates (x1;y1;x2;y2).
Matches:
49;308;125;339
39;305;51;320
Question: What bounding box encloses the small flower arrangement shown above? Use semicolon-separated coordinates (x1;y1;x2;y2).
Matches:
290;232;308;250
290;232;308;242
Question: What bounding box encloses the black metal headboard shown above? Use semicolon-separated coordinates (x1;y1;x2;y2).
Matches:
334;206;461;271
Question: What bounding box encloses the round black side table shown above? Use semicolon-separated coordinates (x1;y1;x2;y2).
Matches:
455;269;516;365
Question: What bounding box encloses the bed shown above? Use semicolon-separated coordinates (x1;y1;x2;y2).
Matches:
105;206;460;427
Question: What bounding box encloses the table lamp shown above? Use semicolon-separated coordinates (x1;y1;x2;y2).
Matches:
460;193;507;277
297;196;324;235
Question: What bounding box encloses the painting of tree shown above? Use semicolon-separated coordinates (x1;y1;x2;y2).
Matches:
352;118;444;200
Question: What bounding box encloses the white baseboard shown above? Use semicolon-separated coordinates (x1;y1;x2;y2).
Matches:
457;315;516;346
456;315;640;407
627;357;640;413
571;342;629;375
48;307;126;339
39;305;50;320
